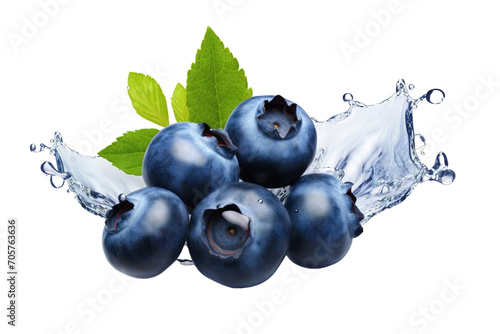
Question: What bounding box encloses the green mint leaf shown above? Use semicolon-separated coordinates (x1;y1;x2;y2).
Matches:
171;83;189;122
128;72;169;127
186;27;252;129
98;128;159;176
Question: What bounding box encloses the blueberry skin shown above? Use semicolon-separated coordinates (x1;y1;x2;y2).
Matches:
225;95;317;188
102;187;189;278
188;182;291;288
142;122;239;210
284;173;364;269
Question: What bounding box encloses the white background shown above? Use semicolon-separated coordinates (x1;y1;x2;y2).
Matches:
1;1;499;333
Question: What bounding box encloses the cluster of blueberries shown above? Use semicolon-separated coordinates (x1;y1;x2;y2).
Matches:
102;95;364;288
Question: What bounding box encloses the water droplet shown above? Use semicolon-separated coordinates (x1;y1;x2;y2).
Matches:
424;152;455;185
380;185;390;194
434;169;456;185
425;89;445;104
294;209;299;213
126;86;130;90
409;84;415;90
118;193;127;202
342;93;353;102
257;199;263;204
30;143;49;153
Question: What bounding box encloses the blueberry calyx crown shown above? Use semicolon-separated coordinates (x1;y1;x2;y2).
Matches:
201;204;251;259
257;95;301;139
345;187;364;237
200;123;237;155
104;200;134;232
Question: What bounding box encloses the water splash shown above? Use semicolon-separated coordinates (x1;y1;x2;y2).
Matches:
302;79;455;223
32;79;455;223
31;133;145;217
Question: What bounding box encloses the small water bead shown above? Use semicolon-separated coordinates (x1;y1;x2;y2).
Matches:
30;143;49;153
422;152;455;185
425;89;446;104
257;199;263;204
434;169;456;185
380;185;390;195
342;93;353;102
294;209;299;213
118;193;127;202
409;84;415;90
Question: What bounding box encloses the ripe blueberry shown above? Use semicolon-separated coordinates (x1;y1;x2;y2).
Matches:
142;122;239;210
102;187;189;278
284;173;364;268
225;95;317;188
187;182;291;288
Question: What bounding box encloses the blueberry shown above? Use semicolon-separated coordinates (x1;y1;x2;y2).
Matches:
142;122;239;210
225;95;317;188
102;187;189;278
284;173;364;269
187;182;291;288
